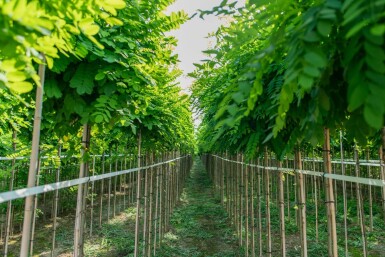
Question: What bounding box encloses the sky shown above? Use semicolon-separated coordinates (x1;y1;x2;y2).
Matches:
166;0;245;92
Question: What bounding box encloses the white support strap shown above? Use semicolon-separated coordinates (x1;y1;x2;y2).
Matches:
0;155;189;204
212;155;385;188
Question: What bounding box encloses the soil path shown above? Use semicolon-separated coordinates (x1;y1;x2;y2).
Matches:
157;157;243;257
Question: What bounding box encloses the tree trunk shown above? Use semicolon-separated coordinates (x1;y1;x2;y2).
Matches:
74;123;91;257
324;128;338;257
295;148;307;257
20;62;46;257
354;146;367;257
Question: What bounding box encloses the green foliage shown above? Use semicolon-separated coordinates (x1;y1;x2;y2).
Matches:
192;0;385;157
0;0;126;93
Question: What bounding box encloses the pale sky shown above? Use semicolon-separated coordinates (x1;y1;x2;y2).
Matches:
167;0;245;92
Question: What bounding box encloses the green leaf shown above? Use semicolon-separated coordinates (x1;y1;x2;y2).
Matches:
8;81;33;93
232;92;244;104
319;89;330;111
45;79;62;98
70;64;95;95
94;114;104;123
371;24;385;36
317;20;332;37
298;74;314;90
348;85;368;112
7;71;27;82
95;72;105;80
304;52;327;68
79;18;100;36
303;66;321;77
109;0;126;9
364;103;383;129
364;42;385;60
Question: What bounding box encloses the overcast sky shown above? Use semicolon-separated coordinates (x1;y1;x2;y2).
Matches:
167;0;245;92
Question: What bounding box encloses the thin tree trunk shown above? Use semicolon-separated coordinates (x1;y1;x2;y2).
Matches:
20;62;46;257
74;123;91;257
134;131;142;257
324;128;338;257
295;148;307;257
354;146;368;257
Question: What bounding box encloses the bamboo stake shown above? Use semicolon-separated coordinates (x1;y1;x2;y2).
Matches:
278;161;286;257
264;148;272;257
153;153;160;255
142;153;150;256
367;149;373;232
286;157;290;222
4;130;17;257
99;153;105;227
74;123;91;257
29;156;42;255
251;159;255;257
20;62;46;257
107;150;112;221
339;131;348;256
257;158;262;257
51;144;62;257
89;154;96;236
295;148;307;257
147;153;154;257
380;146;385;223
354;146;368;257
312;151;319;243
240;154;244;247
245;160;249;256
134;131;142;257
324;128;338;257
113;146;118;217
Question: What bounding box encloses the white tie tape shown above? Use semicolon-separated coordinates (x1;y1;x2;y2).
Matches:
0;155;189;204
212;155;385;188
